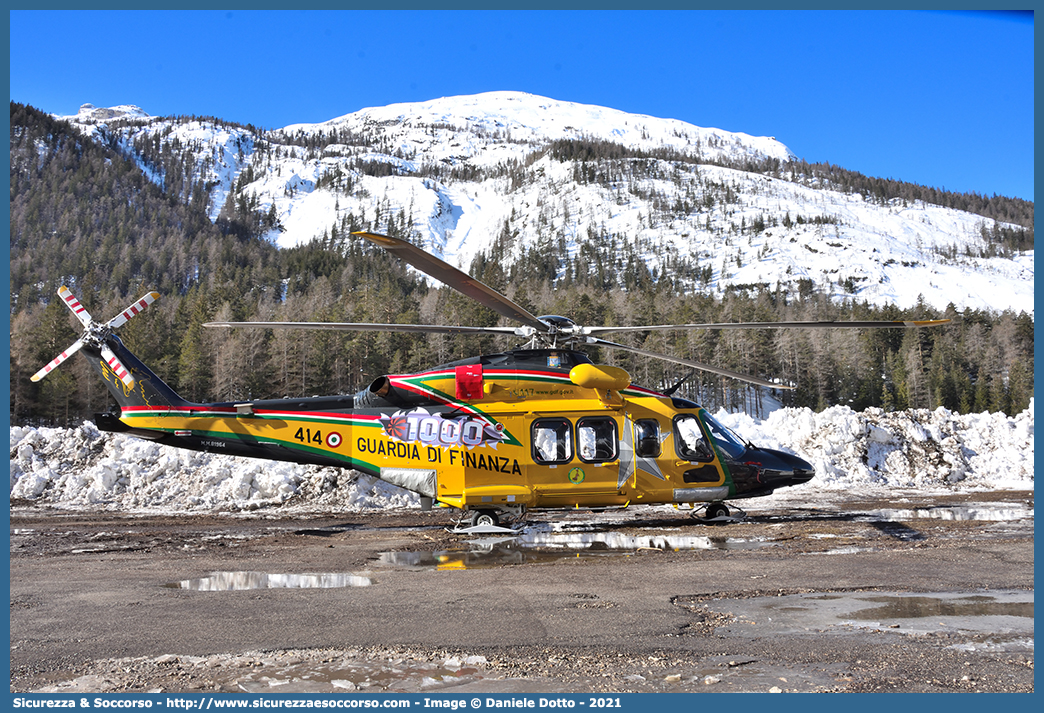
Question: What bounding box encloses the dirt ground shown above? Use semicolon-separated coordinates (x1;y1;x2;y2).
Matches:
8;489;1034;693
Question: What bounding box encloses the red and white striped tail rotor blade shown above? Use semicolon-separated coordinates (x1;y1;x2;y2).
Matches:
107;291;161;330
30;338;85;382
57;285;94;328
100;344;135;388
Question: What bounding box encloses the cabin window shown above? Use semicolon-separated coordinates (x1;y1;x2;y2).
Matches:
673;414;713;462
577;417;618;463
634;419;661;458
532;418;573;464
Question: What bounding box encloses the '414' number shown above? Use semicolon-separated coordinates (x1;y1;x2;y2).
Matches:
294;427;323;445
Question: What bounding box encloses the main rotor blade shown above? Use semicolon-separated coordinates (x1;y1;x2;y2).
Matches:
587;319;951;335
30;338;85;382
107;291;161;329
101;344;135;388
588;337;794;390
203;321;523;337
353;231;549;333
57;285;94;328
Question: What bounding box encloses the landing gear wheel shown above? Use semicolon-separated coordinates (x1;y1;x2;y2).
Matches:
470;509;500;528
706;502;730;520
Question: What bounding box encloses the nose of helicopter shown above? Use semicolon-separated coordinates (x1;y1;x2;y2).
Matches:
755;449;815;487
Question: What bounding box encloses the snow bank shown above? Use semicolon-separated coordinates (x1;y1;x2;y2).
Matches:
715;400;1033;491
9;402;1033;513
9;422;418;513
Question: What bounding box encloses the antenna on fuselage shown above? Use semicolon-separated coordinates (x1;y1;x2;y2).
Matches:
662;370;698;397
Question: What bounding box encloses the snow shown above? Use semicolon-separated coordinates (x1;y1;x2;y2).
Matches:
713;401;1034;491
58;107;256;222
285;91;795;165
74;103;150;122
9;422;416;513
10;400;1032;514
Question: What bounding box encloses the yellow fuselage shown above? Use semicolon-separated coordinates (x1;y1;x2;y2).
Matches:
116;361;730;513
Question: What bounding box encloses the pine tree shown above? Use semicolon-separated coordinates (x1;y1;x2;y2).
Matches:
176;291;214;402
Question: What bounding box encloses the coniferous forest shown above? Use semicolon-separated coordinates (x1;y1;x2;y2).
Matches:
9;102;1034;426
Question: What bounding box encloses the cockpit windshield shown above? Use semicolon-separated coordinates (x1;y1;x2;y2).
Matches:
699;411;748;459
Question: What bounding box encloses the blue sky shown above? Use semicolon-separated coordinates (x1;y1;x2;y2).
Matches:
9;9;1034;200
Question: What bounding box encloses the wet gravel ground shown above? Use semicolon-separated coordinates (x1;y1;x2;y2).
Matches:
9;489;1034;693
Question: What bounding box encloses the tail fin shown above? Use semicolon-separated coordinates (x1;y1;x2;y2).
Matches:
80;334;193;411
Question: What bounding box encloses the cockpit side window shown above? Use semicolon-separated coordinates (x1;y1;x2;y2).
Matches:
673;414;713;462
577;417;618;463
532;418;573;464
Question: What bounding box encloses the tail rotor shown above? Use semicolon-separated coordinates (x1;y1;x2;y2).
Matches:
31;286;160;388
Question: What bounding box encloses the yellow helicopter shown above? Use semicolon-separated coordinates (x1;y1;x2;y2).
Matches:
33;231;948;527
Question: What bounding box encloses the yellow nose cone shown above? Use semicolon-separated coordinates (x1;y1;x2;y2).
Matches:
569;363;631;392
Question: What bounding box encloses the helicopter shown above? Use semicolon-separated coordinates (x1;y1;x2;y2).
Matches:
32;231;949;528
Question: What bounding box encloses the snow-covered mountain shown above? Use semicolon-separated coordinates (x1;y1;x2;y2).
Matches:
282;91;796;165
58;92;1033;316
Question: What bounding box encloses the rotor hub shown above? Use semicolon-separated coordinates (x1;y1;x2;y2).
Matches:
83;321;111;347
537;315;579;333
531;315;584;349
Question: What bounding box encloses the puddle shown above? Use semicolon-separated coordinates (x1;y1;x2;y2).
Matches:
706;589;1034;640
864;504;1033;522
169;529;768;582
522;529;765;550
380;530;767;570
167;571;373;591
848;595;1033;621
292;524;446;537
801;546;875;556
948;638;1035;654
